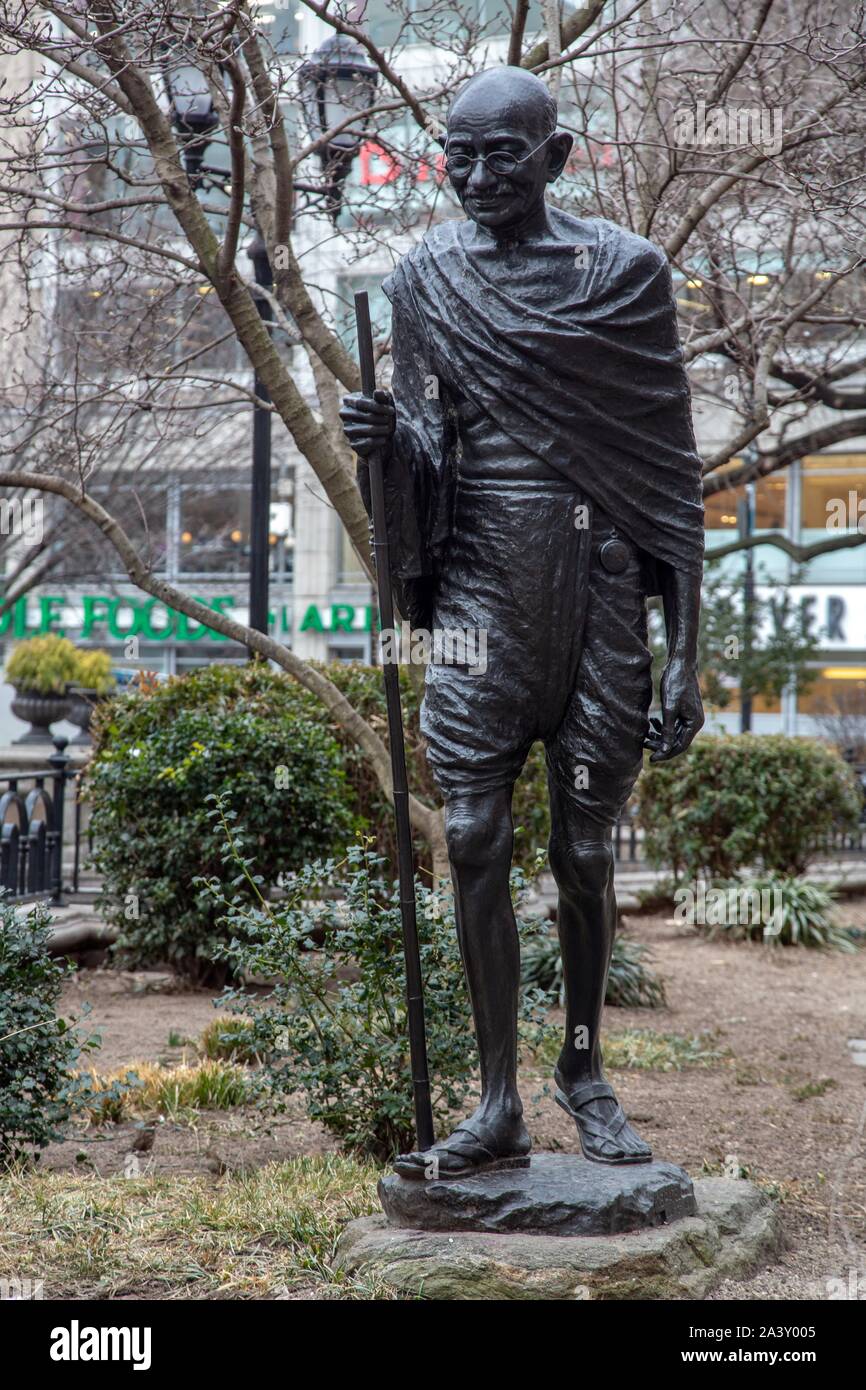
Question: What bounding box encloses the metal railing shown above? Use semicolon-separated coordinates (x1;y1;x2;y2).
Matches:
0;738;80;904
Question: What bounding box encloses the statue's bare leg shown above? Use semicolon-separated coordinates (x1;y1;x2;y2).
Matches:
547;789;651;1163
394;786;530;1179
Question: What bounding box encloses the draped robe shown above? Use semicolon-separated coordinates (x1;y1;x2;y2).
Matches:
361;210;704;628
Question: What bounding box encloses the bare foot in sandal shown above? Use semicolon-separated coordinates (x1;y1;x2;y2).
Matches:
394;1104;531;1181
554;1071;651;1165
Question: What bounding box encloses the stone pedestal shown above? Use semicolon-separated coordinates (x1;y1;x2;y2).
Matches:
335;1157;781;1300
379;1153;696;1236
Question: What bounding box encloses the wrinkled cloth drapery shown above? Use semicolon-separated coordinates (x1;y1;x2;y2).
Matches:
359;210;704;629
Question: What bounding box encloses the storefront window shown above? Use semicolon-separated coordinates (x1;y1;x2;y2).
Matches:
179;486;251;575
704;472;787;531
798;669;866;718
704;467;788;581
800;456;866;529
52;484;169;580
799;455;866;584
703;683;782;714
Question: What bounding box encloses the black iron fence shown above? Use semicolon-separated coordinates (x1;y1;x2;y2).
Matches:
0;738;82;904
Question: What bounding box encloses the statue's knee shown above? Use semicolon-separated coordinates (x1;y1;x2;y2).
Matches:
549;837;614;898
446;800;511;870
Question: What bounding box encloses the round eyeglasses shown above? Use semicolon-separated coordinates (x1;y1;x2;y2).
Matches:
444;131;555;179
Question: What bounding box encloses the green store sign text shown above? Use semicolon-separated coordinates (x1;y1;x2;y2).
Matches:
3;596;372;643
2;594;259;643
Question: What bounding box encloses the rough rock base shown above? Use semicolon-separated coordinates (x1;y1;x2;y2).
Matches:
379;1153;696;1236
335;1177;781;1300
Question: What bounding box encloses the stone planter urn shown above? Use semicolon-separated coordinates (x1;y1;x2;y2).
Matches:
10;689;71;745
65;685;109;746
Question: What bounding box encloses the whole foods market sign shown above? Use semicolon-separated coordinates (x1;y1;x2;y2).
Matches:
2;595;371;644
1;593;285;643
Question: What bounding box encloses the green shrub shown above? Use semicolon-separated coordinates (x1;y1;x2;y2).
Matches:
520;928;666;1008
636;735;861;880
86;663;352;983
691;875;856;951
0;899;102;1166
207;826;551;1162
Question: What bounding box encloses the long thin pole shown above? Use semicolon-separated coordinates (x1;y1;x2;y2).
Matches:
248;230;273;645
739;481;755;733
353;291;435;1152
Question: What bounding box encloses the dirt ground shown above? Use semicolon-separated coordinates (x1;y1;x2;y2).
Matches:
50;903;866;1301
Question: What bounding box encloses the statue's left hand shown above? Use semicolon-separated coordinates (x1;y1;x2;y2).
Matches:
644;655;704;762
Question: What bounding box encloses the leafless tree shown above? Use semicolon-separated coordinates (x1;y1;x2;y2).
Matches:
0;0;864;867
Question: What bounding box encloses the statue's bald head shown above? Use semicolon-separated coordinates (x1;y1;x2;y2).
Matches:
448;67;558;142
444;65;570;235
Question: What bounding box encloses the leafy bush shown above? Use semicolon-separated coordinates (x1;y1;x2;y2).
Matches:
695;875;856;952
206;823;551;1162
87;663;352;983
521;928;666;1008
6;634;80;694
636;735;861;880
0;898;102;1166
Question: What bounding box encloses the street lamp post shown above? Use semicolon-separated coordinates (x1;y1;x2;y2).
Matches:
297;34;380;224
166;61;274;647
738;478;757;733
165;38;378;647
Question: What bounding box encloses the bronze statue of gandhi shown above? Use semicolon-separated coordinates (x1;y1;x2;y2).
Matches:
341;66;704;1177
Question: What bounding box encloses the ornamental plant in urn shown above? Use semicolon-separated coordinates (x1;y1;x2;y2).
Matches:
5;636;78;744
65;650;116;745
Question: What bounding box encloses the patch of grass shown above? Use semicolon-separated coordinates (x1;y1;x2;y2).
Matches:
0;1155;395;1299
82;1059;250;1124
198;1016;259;1064
603;1029;725;1071
791;1077;838;1102
534;1027;726;1072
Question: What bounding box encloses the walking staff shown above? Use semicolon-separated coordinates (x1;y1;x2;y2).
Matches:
353;291;435;1151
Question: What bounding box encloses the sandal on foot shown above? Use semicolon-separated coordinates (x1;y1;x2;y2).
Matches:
393;1121;531;1182
554;1078;652;1166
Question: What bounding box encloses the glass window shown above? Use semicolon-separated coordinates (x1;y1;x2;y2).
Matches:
361;0;572;47
703;682;782;715
178;481;295;579
179;485;251;575
798;669;866;716
335;273;392;355
51;484;169;580
175;644;247;674
704;471;787;531
800;456;866;530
